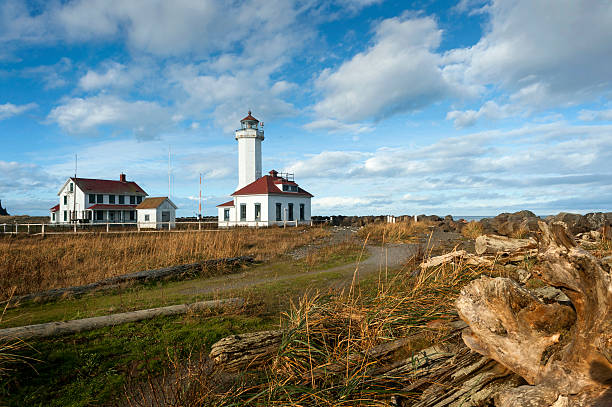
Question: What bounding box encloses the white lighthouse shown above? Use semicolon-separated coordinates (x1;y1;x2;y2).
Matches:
216;111;313;227
235;111;264;190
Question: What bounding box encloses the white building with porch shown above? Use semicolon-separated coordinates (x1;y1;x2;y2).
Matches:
50;174;148;224
217;112;313;227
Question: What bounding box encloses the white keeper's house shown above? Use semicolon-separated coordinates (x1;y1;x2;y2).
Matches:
217;111;313;227
49;174;177;227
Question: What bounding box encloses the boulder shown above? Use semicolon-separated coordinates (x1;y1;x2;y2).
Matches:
546;212;612;235
479;210;539;237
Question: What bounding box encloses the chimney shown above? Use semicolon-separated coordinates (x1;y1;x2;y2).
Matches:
120;173;126;182
269;170;278;177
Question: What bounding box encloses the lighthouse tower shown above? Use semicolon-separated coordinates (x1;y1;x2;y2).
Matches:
235;111;264;190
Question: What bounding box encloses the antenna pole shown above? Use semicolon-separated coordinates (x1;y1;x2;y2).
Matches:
168;146;171;198
73;154;77;224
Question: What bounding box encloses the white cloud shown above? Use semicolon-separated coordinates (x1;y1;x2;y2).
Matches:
47;95;173;138
169;65;297;131
1;0;312;59
578;109;612;122
0;102;37;120
312;16;455;123
303;118;373;134
79;62;137;90
313;196;381;211
450;0;612;109
446;101;517;128
0;161;58;195
285;151;370;178
335;0;384;12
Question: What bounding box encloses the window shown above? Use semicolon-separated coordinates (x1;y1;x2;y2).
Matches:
288;203;294;221
52;213;56;221
300;204;305;221
144;214;150;221
69;183;73;192
129;211;135;221
276;203;282;221
282;185;297;192
96;194;103;203
63;195;67;205
240;204;247;221
89;194;95;204
96;210;103;221
130;195;136;205
137;196;143;204
109;195;115;204
119;195;125;204
162;211;170;222
224;208;230;221
63;210;67;221
254;203;261;220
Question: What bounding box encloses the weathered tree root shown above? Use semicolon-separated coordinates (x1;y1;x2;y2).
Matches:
456;221;612;406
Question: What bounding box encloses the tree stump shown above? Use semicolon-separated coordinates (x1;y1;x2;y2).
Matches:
456;221;612;406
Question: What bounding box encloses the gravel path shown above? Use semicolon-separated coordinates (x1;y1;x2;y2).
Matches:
179;229;418;296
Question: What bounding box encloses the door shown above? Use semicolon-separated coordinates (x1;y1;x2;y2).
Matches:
161;211;170;222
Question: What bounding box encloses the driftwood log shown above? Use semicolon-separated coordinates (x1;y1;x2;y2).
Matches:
420;250;493;269
475;234;537;256
209;330;283;371
9;256;254;305
456;222;612;406
0;298;244;339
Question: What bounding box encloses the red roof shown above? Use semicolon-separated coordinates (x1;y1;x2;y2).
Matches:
216;200;235;207
86;204;137;210
72;178;147;195
50;204;59;212
240;111;259;123
232;175;313;197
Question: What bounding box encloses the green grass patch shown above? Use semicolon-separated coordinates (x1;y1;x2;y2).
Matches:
1;312;276;407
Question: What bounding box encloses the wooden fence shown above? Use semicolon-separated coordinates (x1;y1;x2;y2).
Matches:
0;219;318;235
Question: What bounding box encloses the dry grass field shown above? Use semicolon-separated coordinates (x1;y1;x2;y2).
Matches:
127;255;497;406
0;227;329;300
358;220;435;243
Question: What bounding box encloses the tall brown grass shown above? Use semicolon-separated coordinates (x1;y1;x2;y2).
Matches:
145;256;492;406
461;220;483;239
358;220;434;243
0;228;328;300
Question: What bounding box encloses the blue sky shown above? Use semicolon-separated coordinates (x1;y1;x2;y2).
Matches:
1;0;612;217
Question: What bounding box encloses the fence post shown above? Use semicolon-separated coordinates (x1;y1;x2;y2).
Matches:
106;223;109;233
198;220;201;231
168;221;171;231
2;224;5;234
27;224;30;234
137;222;141;232
74;222;77;233
42;223;45;237
15;224;18;234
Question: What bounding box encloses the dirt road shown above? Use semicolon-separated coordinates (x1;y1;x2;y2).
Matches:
179;231;418;297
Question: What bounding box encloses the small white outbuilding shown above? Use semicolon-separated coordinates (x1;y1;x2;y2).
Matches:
136;197;177;229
